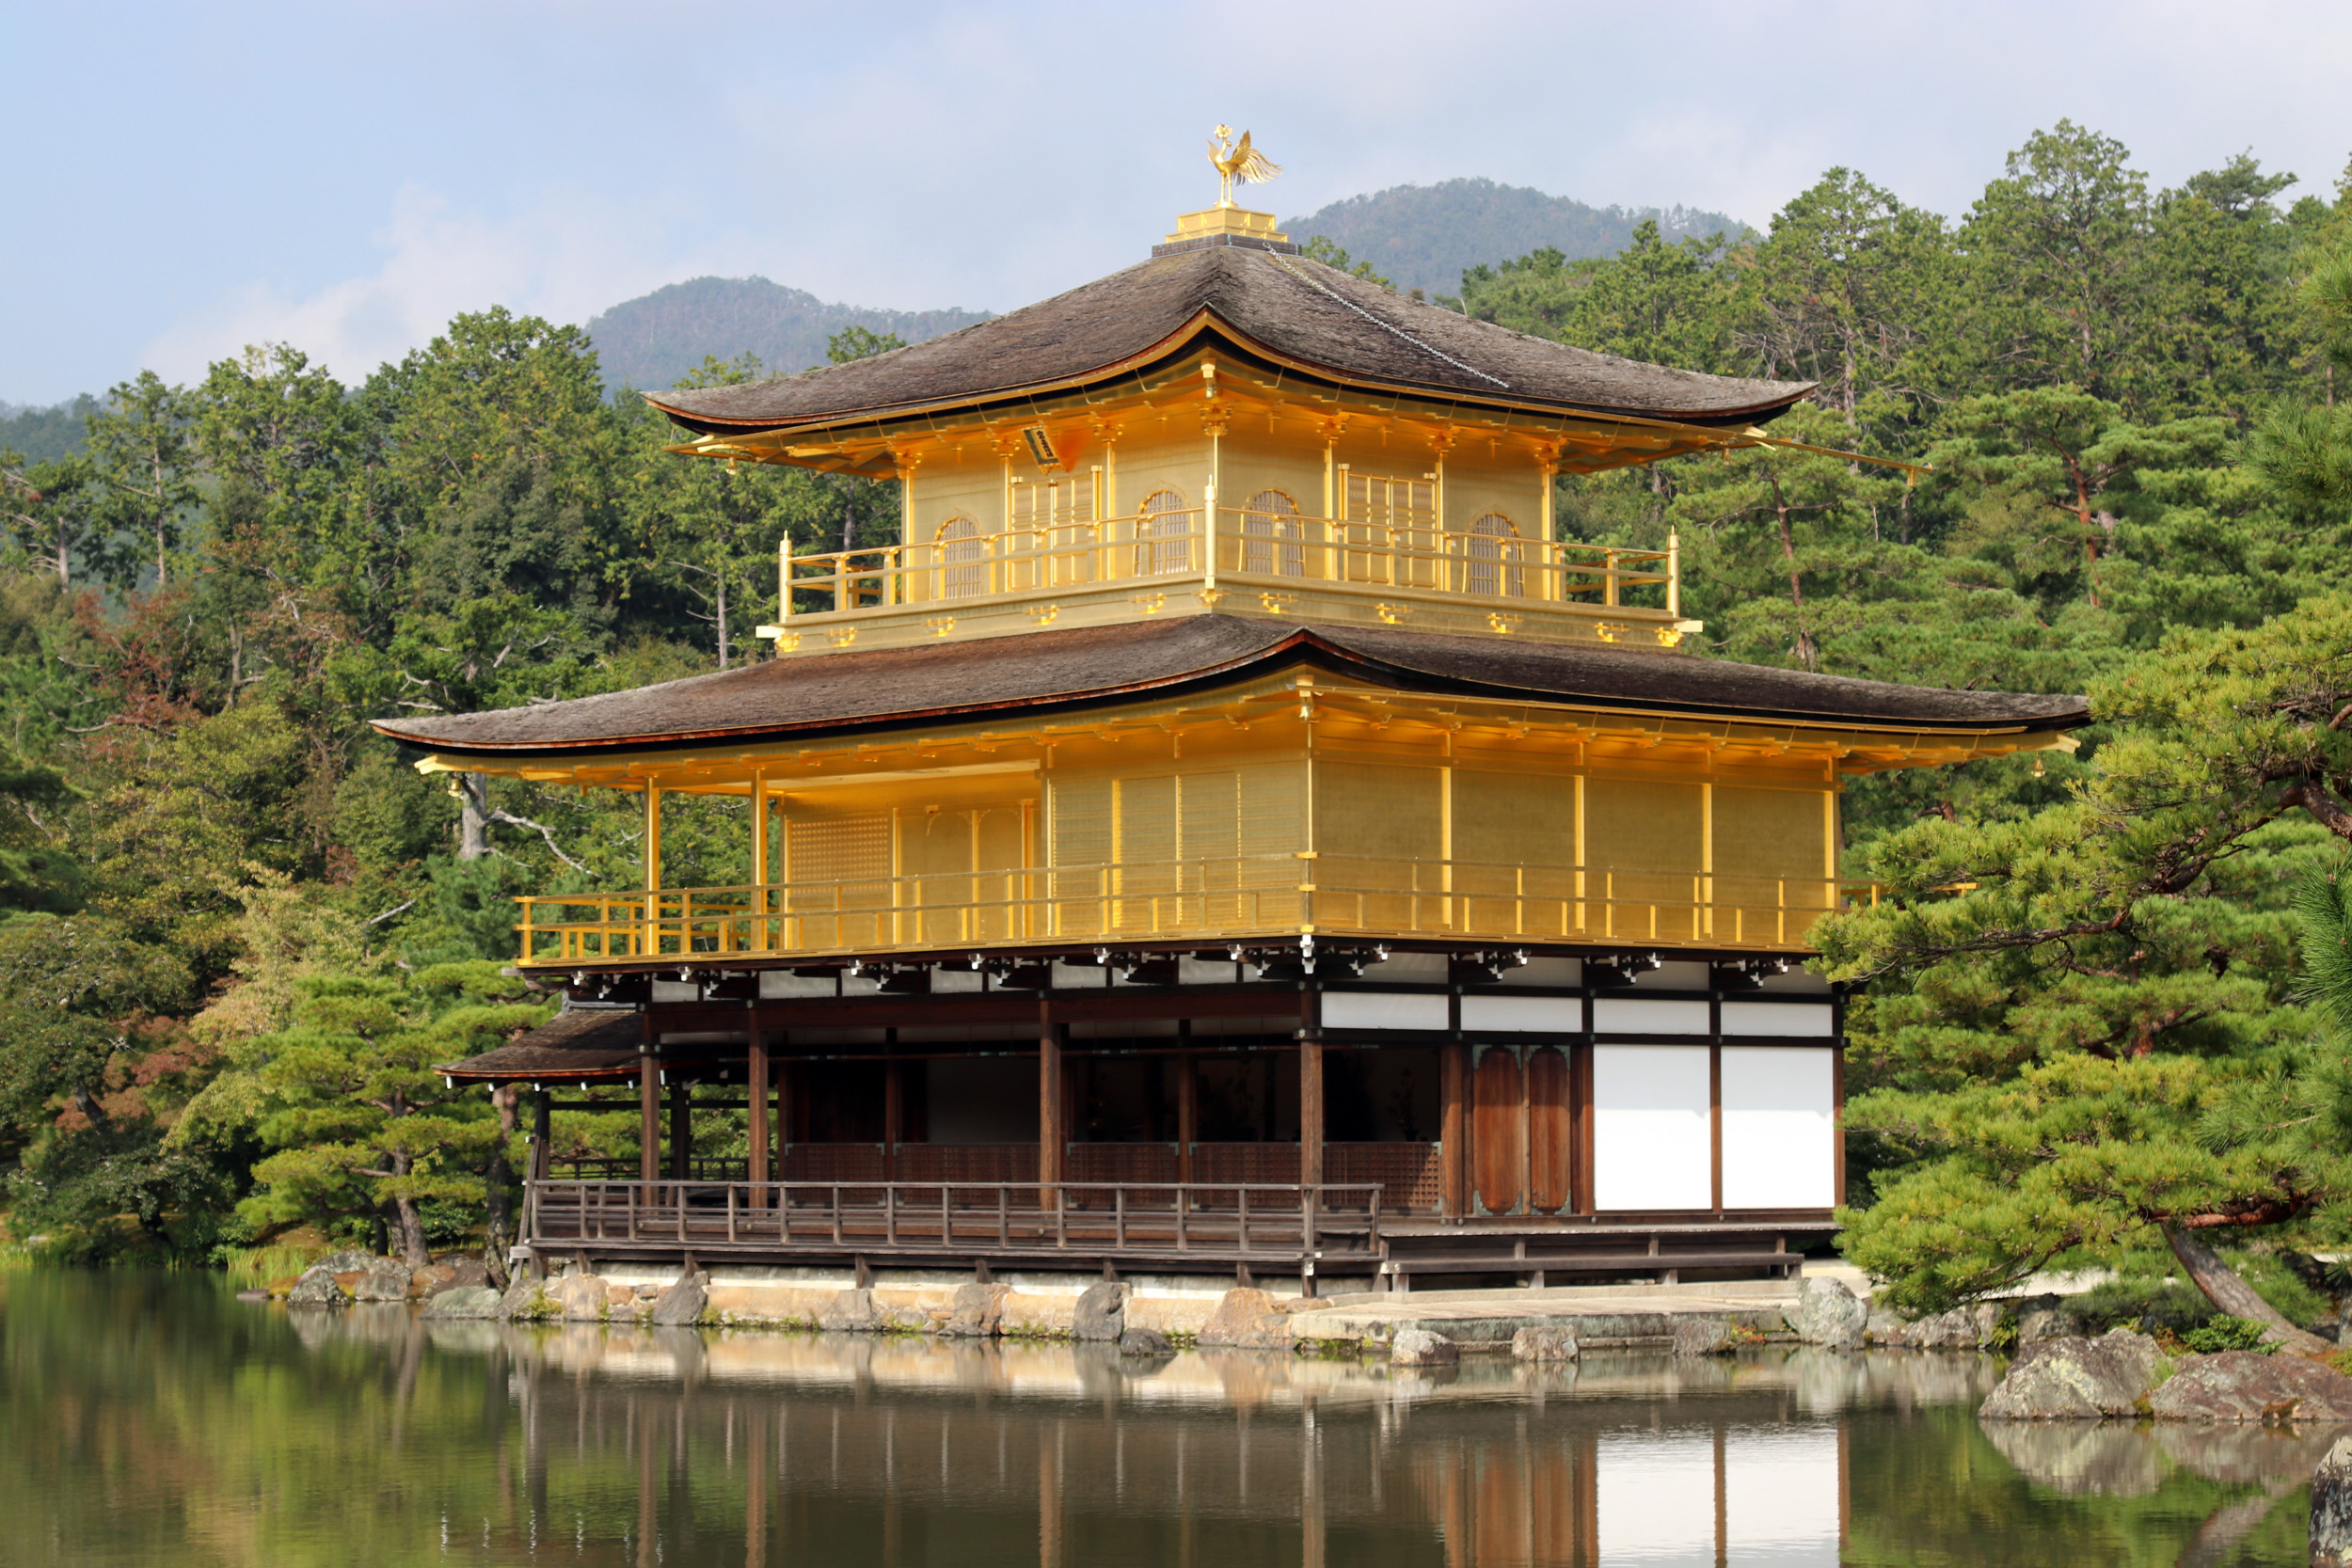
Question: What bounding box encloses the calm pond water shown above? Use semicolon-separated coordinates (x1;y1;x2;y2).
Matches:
0;1271;2332;1566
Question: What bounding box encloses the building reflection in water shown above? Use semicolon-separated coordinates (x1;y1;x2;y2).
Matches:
382;1319;1919;1568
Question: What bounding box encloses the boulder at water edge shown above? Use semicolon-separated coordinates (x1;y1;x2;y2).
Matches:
2313;1434;2352;1566
548;1274;612;1322
942;1282;1009;1338
1672;1317;1733;1356
1978;1328;2165;1419
1119;1326;1174;1356
351;1259;412;1302
495;1275;552;1321
421;1286;504;1320
1391;1329;1459;1367
1073;1282;1126;1342
1512;1325;1581;1363
1198;1288;1292;1350
2148;1352;2352;1422
1794;1277;1867;1351
818;1288;880;1333
1907;1303;2003;1350
648;1272;707;1327
284;1264;347;1307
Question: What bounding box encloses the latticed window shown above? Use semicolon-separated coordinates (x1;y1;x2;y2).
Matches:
1239;488;1304;577
937;515;986;598
1134;488;1192;578
1465;512;1524;598
1344;472;1436;530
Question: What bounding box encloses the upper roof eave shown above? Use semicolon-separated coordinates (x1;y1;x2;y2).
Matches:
644;310;1816;447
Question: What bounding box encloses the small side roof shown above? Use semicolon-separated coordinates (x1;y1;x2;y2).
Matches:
439;1005;641;1084
644;246;1812;436
374;616;2090;760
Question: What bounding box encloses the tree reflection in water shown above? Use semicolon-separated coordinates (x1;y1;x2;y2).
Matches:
0;1273;2335;1566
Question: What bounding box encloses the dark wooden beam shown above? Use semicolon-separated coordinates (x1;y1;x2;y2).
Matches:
748;1025;771;1203
638;1019;660;1184
1040;1013;1066;1188
1298;987;1324;1190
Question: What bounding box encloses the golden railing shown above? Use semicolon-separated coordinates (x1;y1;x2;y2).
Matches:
771;507;1676;622
513;855;1856;966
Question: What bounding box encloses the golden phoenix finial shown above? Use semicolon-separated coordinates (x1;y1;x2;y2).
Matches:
1206;124;1282;207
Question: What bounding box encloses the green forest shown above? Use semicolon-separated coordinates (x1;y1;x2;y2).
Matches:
6;121;2352;1323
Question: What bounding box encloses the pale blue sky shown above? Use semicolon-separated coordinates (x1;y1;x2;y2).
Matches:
4;0;2346;404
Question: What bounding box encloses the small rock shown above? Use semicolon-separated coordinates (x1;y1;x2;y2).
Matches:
2313;1434;2352;1566
818;1288;880;1333
352;1258;411;1303
1793;1277;1867;1352
1198;1288;1291;1350
1118;1327;1174;1356
1073;1282;1127;1342
548;1274;612;1322
442;1258;491;1290
1865;1308;1911;1347
1979;1328;2166;1420
421;1286;504;1320
1391;1328;1458;1367
648;1273;707;1327
233;1288;271;1305
2017;1307;2082;1348
1511;1325;1581;1363
284;1265;347;1307
2149;1352;2352;1423
310;1249;375;1275
942;1282;1009;1338
1908;1303;2002;1349
495;1274;552;1321
1672;1317;1733;1357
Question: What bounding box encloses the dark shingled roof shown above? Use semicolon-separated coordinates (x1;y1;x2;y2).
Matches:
644;246;1812;435
375;617;2088;759
441;1006;640;1082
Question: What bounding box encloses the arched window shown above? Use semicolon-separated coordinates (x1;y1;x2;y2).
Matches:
1239;488;1304;578
937;515;987;599
1134;488;1192;578
1464;512;1524;598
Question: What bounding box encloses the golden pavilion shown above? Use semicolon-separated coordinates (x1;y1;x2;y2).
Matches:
380;156;2084;1291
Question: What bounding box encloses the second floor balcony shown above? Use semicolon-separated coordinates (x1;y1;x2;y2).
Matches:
759;505;1692;655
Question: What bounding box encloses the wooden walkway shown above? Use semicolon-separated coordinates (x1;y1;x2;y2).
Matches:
525;1179;1385;1271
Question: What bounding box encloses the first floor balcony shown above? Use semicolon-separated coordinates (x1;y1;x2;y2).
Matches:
514;855;1862;971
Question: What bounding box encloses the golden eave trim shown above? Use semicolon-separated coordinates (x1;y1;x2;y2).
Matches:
650;310;1816;471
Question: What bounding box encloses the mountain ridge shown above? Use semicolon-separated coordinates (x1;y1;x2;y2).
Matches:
585;277;992;393
1283;176;1746;296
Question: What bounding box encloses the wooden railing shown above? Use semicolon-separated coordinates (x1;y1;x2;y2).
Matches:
526;1180;1384;1266
513;855;1855;966
770;507;1676;622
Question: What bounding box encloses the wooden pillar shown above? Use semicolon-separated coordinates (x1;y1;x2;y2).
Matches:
1039;1013;1066;1188
748;1026;771;1203
779;1056;800;1158
749;768;770;953
639;1017;660;1185
883;1057;903;1182
1298;988;1324;1190
669;1080;691;1180
1439;1040;1468;1218
530;1088;551;1180
643;783;663;959
1176;1053;1198;1187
